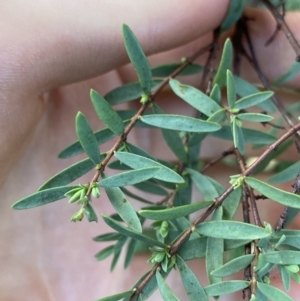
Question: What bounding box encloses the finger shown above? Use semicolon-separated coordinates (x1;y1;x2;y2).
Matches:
0;0;229;93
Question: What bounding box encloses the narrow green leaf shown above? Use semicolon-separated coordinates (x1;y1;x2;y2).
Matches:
210;125;276;145
99;167;161;187
153;104;187;162
122;24;152;94
104;80;162;105
124;238;138;269
156;270;181;301
222;185;242;220
84;203;98;222
257;282;294;301
178;237;207;261
232;118;245;154
134;181;169;196
105;185;142;232
205;280;249;296
95;245;115;261
206;207;223;287
234;91;274;110
139;201;213;220
38;158;95;190
211;254;254;277
207;108;227;123
273;61;300;84
177;255;209;301
140;114;221;132
151;63;203;77
196;221;270;240
278;265;291;292
90;89;124;135
210;84;221;104
120;187;153;204
102;215;166;247
75;112;101;164
245;177;300;209
263;250;300;265
169;79;221;116
213;39;232;88
269;161;300;184
227;70;236;108
221;0;247;31
94;290;133;301
238;113;274;122
234;75;276;112
93;232;123;242
115;152;184;183
59;128;115;159
12;185;78;209
187;168;219;200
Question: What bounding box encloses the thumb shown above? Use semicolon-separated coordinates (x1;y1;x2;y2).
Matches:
0;0;230;93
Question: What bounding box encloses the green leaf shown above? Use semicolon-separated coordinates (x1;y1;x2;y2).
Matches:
257;282;294;301
210;125;276;145
211;254;255;277
139;201;213;220
232;118;245;154
152;63;203;77
207;108;227;123
133;181;169;196
84;203;98;222
187;168;219;200
278;265;291;292
221;0;247;31
237;113;274;122
269;161;300;183
234;75;276;112
273;61;300;84
210;84;221;104
205;280;250;296
222;185;242;220
104;185;142;232
245;177;300;208
104;80;162;105
124;238;138;269
90;89;124;135
177;255;209;301
169;79;221;116
120;187;153;204
140;114;221;132
38;158;95;190
153;104;187;163
95;245;115;261
234;91;274;110
227;70;236;108
115;152;184;183
178;237;207;260
206;207;223;287
99;167;161;187
196;221;270;240
75;112;101;164
12;185;78;209
93;232;123;242
58;128;115;159
156;270;181;301
102;215;166;247
122;24;152;94
263;250;300;265
213;39;232;88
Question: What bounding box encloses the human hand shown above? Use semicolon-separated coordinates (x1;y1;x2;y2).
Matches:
1;1;300;300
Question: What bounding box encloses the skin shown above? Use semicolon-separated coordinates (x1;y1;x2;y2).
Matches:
0;1;300;300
